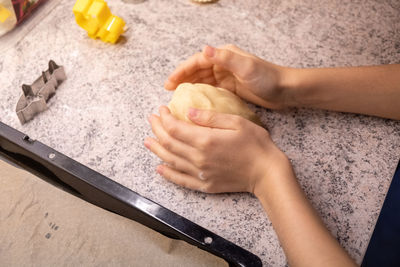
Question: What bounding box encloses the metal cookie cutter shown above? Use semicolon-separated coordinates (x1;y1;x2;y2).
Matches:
16;60;66;124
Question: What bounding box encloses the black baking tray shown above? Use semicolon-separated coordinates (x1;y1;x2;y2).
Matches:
0;121;262;267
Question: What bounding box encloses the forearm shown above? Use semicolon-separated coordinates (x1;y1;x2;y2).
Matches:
255;153;356;267
282;64;400;120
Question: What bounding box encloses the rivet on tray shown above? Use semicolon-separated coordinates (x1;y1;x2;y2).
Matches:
204;236;213;244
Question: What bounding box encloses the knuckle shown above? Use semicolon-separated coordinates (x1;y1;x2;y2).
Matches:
199;183;210;193
202;113;214;125
219;49;233;62
198;136;213;151
170;175;186;187
165;123;178;137
167;159;177;169
225;44;237;50
201;183;216;194
231;115;245;128
159;136;173;151
198;171;208;181
193;154;207;169
199;111;217;127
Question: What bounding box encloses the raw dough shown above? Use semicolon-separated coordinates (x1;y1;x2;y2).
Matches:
168;83;261;125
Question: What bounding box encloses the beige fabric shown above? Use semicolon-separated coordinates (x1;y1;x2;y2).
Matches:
0;159;227;267
168;83;261;125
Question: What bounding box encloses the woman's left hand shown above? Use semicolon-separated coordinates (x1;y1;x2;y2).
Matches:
145;106;285;194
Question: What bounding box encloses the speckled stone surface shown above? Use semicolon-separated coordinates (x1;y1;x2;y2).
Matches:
1;0;400;266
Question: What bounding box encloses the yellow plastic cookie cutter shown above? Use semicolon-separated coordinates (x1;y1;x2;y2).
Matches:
73;0;125;44
0;4;11;23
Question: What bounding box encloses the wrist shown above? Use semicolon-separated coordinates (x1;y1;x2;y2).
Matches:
278;67;303;108
253;147;295;199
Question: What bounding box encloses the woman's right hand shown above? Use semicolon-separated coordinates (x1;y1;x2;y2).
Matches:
164;44;294;109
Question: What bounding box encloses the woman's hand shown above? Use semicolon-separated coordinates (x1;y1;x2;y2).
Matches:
165;45;295;110
145;106;286;194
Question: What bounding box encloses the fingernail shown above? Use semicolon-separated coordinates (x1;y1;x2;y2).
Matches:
204;45;215;58
156;165;164;175
188;107;199;119
148;115;153;123
144;139;151;149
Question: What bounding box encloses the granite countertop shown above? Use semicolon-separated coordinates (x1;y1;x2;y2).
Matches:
1;0;400;265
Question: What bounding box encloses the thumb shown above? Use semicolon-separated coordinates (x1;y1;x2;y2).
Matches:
187;108;241;130
202;45;252;79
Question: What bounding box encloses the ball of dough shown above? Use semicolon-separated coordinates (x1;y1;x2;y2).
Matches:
168;83;261;125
